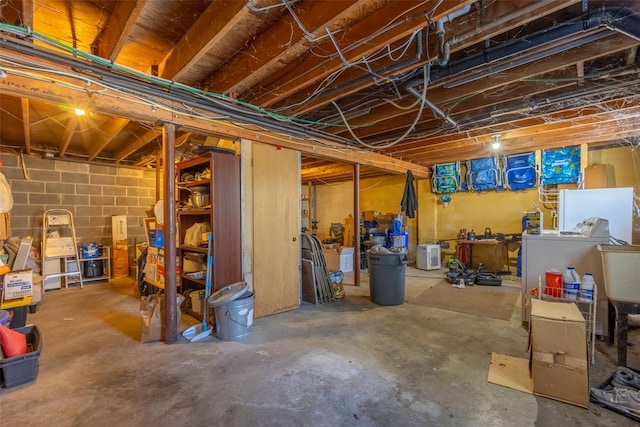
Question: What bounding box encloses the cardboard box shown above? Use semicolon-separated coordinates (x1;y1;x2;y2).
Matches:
530;299;589;408
362;210;376;221
339;247;354;272
2;269;33;299
111;215;127;243
113;243;130;277
0;212;10;240
157;248;180;278
323;247;354;273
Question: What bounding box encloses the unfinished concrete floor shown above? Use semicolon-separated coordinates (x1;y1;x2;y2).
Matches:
1;266;639;427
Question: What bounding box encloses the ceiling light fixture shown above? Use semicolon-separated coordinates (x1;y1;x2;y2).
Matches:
491;134;501;150
74;108;85;116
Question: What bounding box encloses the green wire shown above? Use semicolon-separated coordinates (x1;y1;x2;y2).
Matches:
0;22;374;129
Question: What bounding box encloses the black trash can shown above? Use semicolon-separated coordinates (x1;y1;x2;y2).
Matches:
368;252;409;305
83;259;103;278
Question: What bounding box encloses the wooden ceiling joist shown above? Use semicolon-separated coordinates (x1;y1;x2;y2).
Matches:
20;97;31;154
92;0;147;60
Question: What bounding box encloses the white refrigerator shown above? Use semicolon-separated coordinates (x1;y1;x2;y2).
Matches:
521;229;609;336
559;187;633;243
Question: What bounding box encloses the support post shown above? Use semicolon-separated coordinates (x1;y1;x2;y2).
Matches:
163;123;177;343
353;164;360;286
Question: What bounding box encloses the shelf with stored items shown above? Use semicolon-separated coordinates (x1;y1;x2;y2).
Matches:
175;150;242;319
65;246;111;285
301;182;314;234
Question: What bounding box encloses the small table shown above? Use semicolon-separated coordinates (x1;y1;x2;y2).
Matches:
608;301;640;367
456;239;519;273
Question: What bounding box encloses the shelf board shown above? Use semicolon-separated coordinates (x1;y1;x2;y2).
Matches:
180;244;207;253
178;208;211;215
178;179;211;187
181;274;206;286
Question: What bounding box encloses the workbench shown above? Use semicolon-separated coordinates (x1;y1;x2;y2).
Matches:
456;238;520;273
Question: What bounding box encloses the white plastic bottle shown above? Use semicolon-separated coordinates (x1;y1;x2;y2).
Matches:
562;267;581;300
579;273;595;303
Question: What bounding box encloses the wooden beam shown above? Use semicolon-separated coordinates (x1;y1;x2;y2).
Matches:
20;97;31;154
158;0;248;81
247;0;475;108
333;32;640;141
0;48;430;177
88;117;130;160
271;0;574;116
115;127;161;163
391;96;640;157
59;116;78;157
577;61;585;86
207;0;381;94
626;46;638;65
92;0;147;60
21;0;33;30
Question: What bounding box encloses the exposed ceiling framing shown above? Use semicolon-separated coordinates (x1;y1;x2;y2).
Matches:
0;1;638;184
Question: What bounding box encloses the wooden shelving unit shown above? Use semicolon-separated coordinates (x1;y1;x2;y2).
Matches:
176;151;242;319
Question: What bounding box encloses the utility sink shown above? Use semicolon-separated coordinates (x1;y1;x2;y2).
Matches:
597;244;640;304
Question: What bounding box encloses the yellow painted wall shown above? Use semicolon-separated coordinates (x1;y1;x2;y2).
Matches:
417;183;540;242
311;145;640;258
314;175;418;251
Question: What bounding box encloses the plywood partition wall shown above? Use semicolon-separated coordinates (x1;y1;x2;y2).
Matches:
251;142;301;318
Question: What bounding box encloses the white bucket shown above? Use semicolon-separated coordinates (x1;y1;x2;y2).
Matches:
213;291;254;341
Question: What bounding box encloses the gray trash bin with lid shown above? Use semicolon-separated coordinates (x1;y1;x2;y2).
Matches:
207;281;254;340
368;252;409;305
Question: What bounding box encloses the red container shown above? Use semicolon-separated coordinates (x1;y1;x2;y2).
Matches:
545;271;563;298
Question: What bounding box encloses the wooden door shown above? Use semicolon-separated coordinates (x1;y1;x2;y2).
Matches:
252;143;300;317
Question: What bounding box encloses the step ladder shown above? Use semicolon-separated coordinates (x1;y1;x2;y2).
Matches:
42;209;83;292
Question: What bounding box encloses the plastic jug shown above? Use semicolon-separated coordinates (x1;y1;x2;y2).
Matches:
563;267;581;300
579;273;595;303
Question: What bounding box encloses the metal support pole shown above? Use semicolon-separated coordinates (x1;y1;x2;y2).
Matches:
353;164;360;286
163;123;178;343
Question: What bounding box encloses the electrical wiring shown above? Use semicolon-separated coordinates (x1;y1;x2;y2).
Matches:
332;63;431;150
0;22;366;130
0;45;372;151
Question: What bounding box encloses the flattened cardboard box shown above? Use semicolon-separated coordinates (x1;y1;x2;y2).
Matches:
530;299;589;409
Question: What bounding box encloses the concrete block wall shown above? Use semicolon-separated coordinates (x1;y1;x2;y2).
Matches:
0;153;157;273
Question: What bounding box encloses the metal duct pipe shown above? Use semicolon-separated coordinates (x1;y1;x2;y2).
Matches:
443;29;612;88
408;7;640;88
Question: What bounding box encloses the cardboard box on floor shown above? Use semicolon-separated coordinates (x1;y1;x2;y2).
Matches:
488;299;589;409
112;215;129;277
323;247;354;273
530;299;589;408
